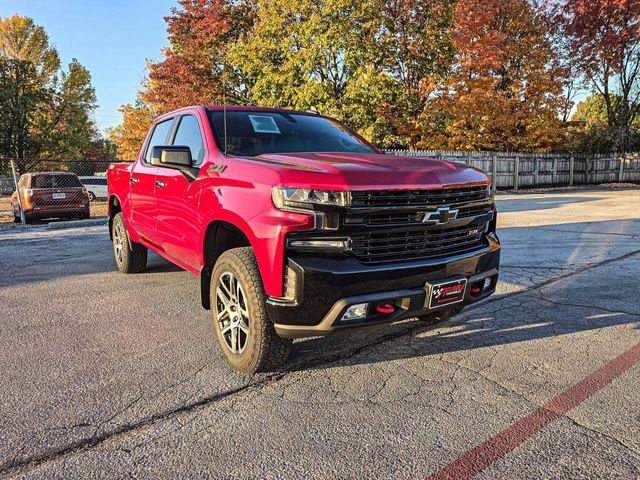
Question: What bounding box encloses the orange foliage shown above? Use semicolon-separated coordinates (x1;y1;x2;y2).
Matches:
420;0;566;151
109;102;155;161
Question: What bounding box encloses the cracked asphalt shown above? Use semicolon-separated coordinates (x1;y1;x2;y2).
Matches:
1;188;639;479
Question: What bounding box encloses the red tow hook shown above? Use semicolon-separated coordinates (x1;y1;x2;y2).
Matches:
376;303;395;314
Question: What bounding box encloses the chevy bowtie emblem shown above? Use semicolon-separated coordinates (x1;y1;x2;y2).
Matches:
422;207;459;225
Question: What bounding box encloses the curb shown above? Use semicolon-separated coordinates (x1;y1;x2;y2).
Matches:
47;217;108;230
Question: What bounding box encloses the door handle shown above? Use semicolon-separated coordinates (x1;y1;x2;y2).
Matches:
155;181;167;187
130;177;139;183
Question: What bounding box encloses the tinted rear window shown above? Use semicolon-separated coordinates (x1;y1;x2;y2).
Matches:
32;174;82;189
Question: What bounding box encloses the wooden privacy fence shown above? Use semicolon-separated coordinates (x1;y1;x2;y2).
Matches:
384;150;640;191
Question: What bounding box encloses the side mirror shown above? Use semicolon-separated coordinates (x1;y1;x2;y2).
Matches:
150;145;192;168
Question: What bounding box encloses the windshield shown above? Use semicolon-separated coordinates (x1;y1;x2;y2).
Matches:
209;111;375;156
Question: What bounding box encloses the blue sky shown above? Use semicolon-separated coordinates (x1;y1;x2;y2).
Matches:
0;0;176;132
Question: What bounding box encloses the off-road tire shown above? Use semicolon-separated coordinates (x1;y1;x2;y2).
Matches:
111;212;147;274
417;305;464;323
211;247;292;374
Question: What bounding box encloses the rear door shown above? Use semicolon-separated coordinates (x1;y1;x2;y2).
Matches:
153;113;206;270
129;118;174;243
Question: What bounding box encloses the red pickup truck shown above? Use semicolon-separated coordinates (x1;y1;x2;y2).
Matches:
108;106;500;373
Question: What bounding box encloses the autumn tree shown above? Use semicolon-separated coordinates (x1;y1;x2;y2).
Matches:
145;0;254;111
110;0;254;159
558;0;640;152
0;15;98;167
420;0;566;151
372;0;455;148
109;97;156;160
113;0;600;154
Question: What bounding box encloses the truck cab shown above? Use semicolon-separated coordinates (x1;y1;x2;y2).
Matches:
108;106;500;373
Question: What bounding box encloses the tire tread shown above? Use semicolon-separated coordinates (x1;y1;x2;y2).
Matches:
112;212;147;274
212;247;291;373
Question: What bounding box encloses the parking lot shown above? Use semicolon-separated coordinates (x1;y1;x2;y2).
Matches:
1;188;639;479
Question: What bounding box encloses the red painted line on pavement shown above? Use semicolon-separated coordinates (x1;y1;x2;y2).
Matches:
429;340;640;480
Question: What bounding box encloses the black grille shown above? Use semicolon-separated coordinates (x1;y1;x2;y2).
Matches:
361;212;423;225
457;204;493;218
357;203;493;226
351;185;489;207
351;224;486;263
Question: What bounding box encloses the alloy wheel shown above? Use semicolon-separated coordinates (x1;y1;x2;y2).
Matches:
216;271;250;354
113;222;125;265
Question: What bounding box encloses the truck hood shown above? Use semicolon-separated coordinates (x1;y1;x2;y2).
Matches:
248;152;489;190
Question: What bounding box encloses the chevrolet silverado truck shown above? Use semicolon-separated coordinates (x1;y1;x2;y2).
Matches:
108;106;500;374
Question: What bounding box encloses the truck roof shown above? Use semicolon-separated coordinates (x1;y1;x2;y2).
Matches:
205;105;318;116
153;105;320;124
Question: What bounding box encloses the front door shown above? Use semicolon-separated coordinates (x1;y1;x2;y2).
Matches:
153;114;205;270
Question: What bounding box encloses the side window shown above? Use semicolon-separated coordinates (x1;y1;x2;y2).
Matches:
172;115;205;166
144;119;173;163
99;178;108;186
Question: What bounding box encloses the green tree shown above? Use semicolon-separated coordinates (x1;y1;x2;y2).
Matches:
228;0;454;148
0;15;98;169
558;0;640;152
571;94;640;153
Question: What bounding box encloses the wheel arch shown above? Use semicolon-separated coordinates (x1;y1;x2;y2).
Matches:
200;219;254;310
108;195;122;240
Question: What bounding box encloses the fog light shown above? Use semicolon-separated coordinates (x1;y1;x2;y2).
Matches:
484;277;492;290
341;303;368;321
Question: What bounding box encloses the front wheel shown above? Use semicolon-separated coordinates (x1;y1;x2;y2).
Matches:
211;247;292;374
111;212;147;273
88;191;96;202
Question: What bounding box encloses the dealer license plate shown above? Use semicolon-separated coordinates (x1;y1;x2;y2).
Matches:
428;278;467;309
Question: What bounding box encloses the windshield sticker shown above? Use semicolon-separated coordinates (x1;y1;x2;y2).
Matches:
248;115;281;134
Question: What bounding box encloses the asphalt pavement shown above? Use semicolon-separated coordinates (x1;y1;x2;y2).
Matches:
0;188;639;479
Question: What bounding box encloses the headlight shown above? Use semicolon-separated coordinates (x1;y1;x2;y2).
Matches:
272;187;350;212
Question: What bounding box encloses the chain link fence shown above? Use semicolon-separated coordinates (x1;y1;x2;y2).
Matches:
0;158;114;227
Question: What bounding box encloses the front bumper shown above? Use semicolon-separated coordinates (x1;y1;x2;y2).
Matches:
267;235;500;338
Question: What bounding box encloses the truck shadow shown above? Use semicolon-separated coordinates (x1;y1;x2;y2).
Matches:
0;235;183;289
289;295;640;373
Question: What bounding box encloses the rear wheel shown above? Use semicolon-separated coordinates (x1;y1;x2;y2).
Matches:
111;212;147;273
211;247;292;374
88;191;96;201
417;305;464;323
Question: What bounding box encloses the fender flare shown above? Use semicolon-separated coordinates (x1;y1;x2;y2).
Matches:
199;210;262;310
